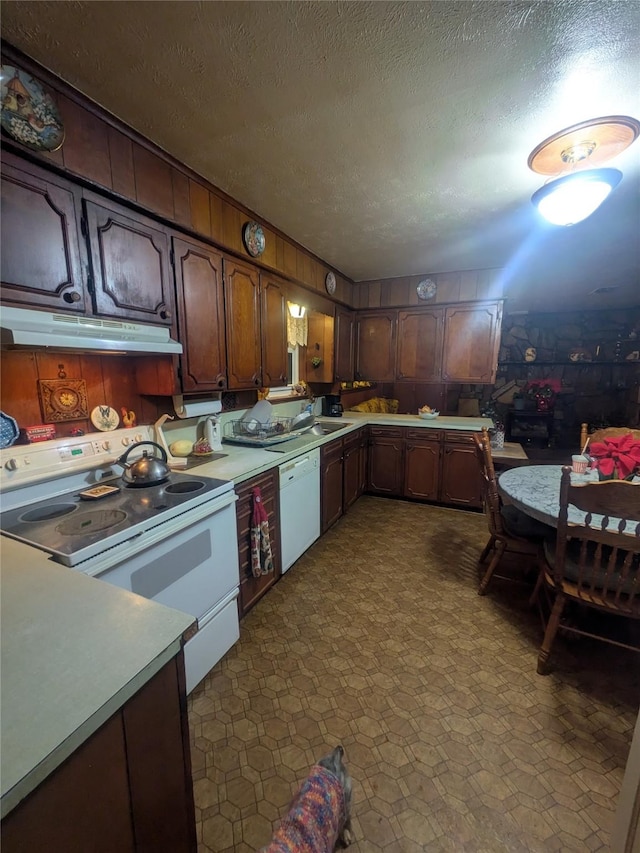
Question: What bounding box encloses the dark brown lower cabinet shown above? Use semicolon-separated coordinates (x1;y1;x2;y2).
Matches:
321;439;344;533
367;426;482;508
404;430;440;501
367;427;404;496
343;427;367;510
1;654;196;853
236;469;280;618
440;432;483;507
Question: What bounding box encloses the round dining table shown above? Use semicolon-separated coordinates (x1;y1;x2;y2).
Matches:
498;464;628;532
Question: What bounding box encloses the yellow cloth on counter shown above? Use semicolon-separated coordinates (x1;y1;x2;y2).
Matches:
349;397;399;414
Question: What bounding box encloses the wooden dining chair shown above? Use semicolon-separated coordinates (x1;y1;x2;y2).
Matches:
473;428;550;595
580;422;640;449
532;466;640;674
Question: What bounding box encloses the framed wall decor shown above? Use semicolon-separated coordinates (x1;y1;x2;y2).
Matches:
37;378;89;422
416;278;437;300
242;221;265;257
0;64;65;152
325;271;336;295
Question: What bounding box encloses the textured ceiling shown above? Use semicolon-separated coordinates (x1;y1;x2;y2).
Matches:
2;1;639;308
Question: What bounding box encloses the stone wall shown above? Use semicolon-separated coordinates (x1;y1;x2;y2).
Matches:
484;309;640;448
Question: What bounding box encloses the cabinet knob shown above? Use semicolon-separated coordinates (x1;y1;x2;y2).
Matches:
63;290;82;304
254;377;261;386
217;378;226;389
159;308;172;321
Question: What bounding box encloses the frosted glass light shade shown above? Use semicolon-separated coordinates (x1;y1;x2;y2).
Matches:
288;303;306;318
531;168;622;226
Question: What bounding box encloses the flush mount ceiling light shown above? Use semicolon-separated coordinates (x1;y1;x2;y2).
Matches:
528;115;640;226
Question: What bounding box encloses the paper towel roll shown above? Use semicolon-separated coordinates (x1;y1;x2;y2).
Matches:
172;395;222;419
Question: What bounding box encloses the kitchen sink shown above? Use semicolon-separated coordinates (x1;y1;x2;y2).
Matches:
308;421;353;435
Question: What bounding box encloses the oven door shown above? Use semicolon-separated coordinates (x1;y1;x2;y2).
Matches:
94;491;239;692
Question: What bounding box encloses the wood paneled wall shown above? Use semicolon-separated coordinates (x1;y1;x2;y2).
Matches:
354;269;503;309
0;351;166;439
0;41;353;308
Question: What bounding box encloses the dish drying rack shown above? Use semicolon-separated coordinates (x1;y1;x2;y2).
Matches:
223;416;313;447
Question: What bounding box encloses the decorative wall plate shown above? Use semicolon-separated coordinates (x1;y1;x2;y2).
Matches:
325;271;336;295
0;411;19;449
0;64;65;152
242;221;265;257
90;405;120;431
38;379;89;422
416;278;437;300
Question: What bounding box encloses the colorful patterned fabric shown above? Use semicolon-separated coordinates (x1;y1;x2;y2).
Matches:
260;765;344;853
250;486;273;578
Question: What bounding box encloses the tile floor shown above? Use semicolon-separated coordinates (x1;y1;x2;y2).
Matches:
188;497;639;852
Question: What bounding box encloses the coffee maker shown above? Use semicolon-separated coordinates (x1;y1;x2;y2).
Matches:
322;394;344;417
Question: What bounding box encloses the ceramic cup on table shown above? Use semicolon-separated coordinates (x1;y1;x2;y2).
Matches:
571;455;589;474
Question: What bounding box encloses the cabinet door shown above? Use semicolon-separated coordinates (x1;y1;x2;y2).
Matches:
260;273;288;387
342;432;361;511
84;198;174;325
440;433;483;507
368;428;404;495
334;308;355;382
404;435;441;501
224;257;262;390
358;428;369;498
442;302;502;383
236;470;279;618
355;312;397;381
1;156;86;311
173;237;227;392
321;439;344;533
396;309;443;381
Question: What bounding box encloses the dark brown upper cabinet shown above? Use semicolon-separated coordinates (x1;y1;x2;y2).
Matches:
260;272;288;387
441;302;502;383
334;308;355;382
396;308;443;382
224;256;262;390
0;154;87;312
83;195;174;326
355;311;397;381
173;236;227;392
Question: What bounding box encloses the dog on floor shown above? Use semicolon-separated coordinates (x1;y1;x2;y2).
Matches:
260;745;353;852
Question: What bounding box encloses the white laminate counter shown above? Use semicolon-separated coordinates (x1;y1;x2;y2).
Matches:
0;537;194;819
180;413;495;484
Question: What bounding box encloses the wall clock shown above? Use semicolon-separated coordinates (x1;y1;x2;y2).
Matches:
416;278;437;301
242;221;265;257
325;271;336;295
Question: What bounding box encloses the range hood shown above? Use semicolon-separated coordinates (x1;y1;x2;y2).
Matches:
0;307;182;355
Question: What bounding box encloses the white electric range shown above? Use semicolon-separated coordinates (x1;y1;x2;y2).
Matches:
0;426;240;693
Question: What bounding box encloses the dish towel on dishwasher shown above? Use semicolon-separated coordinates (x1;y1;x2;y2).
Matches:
251;486;274;577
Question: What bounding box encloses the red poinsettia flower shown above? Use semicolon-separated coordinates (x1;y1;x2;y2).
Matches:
589;434;640;479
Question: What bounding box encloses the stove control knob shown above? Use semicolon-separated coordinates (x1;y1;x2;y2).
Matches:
102;441;111;451
5;458;18;471
121;437;131;446
134;433;143;443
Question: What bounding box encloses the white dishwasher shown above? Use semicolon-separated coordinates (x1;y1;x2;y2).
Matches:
279;447;321;572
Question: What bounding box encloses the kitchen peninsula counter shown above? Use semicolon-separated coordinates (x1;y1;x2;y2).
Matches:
0;538;194;819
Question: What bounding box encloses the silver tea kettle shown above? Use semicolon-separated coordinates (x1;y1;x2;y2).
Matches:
118;441;171;486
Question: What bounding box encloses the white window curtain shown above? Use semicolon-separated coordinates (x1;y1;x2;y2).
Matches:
287;307;308;348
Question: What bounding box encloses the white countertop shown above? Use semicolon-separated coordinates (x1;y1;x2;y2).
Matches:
0;537;194;818
183;413;495;484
